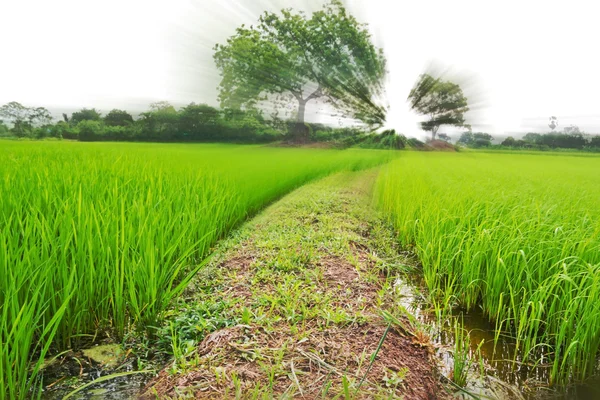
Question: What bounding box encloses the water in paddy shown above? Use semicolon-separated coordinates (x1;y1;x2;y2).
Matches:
39;345;156;400
394;276;600;400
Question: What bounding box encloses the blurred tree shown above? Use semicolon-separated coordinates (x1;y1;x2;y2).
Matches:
77;120;104;141
563;124;581;134
104;109;134;127
472;132;493;147
408;74;469;141
213;0;387;141
149;101;176;113
523;133;542;144
138;102;179;140
457;132;474;146
179;103;221;140
501;136;516;146
548;116;558;131
438;133;451;142
0;120;9;136
0;102;52;137
71;108;102;124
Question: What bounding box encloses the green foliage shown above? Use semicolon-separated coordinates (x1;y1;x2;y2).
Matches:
50;121;79;139
501;136;516;146
519;131;588;149
0;100;388;145
104;109;134;127
138;102;179;140
354;129;407;150
457;132;494;147
213;0;387;133
0;121;10;136
406;137;426;149
70;108;102;124
0;101;52;137
77;120;104;141
376;151;600;384
408;74;469;141
494;132;600;151
0;142;391;397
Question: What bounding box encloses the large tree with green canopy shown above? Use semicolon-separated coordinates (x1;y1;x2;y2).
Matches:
213;0;388;141
408;73;469;141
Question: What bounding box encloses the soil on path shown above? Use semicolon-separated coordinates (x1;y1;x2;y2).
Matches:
142;170;449;399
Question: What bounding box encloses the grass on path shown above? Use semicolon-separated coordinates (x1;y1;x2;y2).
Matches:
143;169;447;399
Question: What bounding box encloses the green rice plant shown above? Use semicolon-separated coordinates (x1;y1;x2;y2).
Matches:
0;141;394;399
375;151;600;385
453;318;470;388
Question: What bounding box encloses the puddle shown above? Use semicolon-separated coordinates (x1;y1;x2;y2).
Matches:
393;276;600;399
39;346;157;400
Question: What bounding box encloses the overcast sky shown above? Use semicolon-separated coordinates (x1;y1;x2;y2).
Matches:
1;0;599;137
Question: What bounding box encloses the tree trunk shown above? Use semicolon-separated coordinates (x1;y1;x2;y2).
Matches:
431;125;439;141
293;99;309;143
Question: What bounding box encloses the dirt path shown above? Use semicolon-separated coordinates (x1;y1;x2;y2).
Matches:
142;170;448;399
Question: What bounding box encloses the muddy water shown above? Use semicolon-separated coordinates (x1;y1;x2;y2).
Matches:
394;276;600;400
40;353;155;400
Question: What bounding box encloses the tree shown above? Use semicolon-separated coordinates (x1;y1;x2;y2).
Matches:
138;102;179;140
563;124;581;134
472;132;493;147
213;0;387;141
501;136;516;146
71;108;102;124
408;74;469;141
77;120;104;141
548;116;558;131
438;133;451;142
0;120;9;136
523;133;542;144
0;102;52;137
104;109;134;127
178;103;221;140
457;131;474;146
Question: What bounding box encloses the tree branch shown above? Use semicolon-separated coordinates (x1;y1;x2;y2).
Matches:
304;86;322;102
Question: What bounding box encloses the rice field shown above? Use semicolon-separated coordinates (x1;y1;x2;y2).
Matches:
375;151;600;385
0;141;393;399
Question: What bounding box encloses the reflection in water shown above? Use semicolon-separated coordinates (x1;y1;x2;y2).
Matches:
393;276;600;400
40;355;153;400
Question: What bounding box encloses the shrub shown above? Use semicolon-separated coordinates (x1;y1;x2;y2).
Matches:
77;120;104;141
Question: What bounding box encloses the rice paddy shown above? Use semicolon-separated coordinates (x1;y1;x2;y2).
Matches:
0;141;393;399
5;141;600;398
375;151;600;386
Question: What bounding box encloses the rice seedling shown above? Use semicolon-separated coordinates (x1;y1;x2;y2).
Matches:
375;151;600;385
0;141;392;399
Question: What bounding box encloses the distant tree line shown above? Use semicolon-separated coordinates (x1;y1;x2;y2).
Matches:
452;128;600;151
500;131;600;150
457;132;495;148
0;101;284;143
0;101;424;149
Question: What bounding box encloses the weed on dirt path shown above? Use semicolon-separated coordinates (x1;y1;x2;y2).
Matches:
143;170;448;399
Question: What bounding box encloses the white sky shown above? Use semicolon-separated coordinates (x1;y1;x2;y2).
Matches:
1;0;599;138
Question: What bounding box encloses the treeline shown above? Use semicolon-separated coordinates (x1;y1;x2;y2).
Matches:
0;101;283;143
501;132;600;150
454;130;600;151
0;100;417;149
